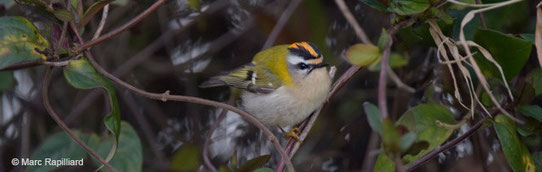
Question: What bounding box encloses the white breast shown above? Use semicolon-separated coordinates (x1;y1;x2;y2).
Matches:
240;68;331;127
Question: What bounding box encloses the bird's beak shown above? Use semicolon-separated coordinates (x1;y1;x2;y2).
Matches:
313;63;329;69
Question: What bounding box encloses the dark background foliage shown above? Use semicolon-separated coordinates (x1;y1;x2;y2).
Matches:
0;0;541;171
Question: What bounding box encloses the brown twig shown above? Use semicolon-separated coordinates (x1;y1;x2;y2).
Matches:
41;67;116;172
261;0;303;49
279;3;416;171
406;115;489;171
378;33;393;119
360;132;379;172
277;66;357;171
120;91;168;166
92;4;110;40
75;0;169;53
475;0;488;29
334;0;371;44
203;96;234;172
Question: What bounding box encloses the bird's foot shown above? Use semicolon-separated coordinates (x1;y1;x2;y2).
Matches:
283;127;301;143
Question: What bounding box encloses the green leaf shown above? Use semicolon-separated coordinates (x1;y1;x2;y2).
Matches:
363;102;383;135
170;144;200;172
527;69;542;96
63;57;121;165
388;0;430;16
53;9;74;22
520;34;535;44
377;29;389;50
360;0;388;12
1;0;15;8
345;43;381;66
517;105;542;122
253;168;274;172
382;118;401;153
374;154;395;172
399;132;416;152
27;131;88;172
389;53;408;68
89;122;143;172
429;7;453;25
80;0;112;27
111;0;128;6
398;104;456;163
238;155;271;172
188;0;201;11
0;71;14;91
473;29;532;80
494;115;536;172
374;104;457;171
0;16;49;70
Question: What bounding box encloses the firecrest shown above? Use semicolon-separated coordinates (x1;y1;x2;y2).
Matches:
201;42;332;140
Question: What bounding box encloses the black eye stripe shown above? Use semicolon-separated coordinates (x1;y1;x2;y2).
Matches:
297;63;309;70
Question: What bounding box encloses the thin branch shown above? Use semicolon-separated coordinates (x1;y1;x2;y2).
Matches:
474;0;487;29
203;96;234;172
261;0;303;49
377;19;413;119
277;66;359;171
41;67;116;172
76;0;169;53
121;91;168;166
334;0;371;44
378;31;394;119
92;4;110;40
386;67;415;93
58;21;68;48
70;21;295;172
406;115;489;171
279;7;416;171
360;132;379;172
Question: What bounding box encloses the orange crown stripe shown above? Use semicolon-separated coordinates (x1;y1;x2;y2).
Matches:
307;58;323;64
289;42;319;57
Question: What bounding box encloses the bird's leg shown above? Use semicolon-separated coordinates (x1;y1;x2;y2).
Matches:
279;126;301;142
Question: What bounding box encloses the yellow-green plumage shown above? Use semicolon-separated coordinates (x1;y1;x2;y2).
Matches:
200;44;293;93
252;45;293;86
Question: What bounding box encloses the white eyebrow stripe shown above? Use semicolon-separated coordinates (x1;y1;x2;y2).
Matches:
287;55;305;65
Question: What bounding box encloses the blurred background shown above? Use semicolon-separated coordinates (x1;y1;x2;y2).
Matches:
1;0;540;171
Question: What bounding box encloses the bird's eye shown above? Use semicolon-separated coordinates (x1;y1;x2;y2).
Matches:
297;63;309;70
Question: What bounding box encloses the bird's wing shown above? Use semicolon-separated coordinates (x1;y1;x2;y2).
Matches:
200;63;282;94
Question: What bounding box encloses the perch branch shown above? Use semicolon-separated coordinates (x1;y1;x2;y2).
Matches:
378;19;413;119
203;97;234;172
76;0;169;53
406;115;489;171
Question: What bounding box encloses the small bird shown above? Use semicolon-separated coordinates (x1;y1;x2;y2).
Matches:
201;42;332;140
